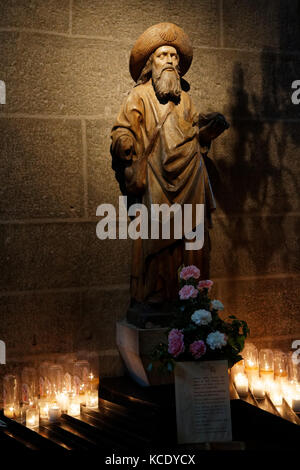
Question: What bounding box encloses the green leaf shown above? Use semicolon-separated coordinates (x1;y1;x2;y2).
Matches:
147;363;153;372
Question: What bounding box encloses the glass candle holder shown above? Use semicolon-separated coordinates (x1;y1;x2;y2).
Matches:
49;365;64;396
87;372;99;392
73;360;90;395
63;372;72;393
56;391;69;412
67;395;81;417
86;390;98;409
287;352;299;383
4;403;20;419
3;374;19;416
21;367;37;404
259;349;274;382
39;362;52;398
274;350;288;382
234;373;249;397
39;400;51;420
243;343;259;385
26;408;39;429
231;360;245;380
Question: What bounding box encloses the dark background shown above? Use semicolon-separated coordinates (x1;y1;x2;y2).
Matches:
0;0;299;378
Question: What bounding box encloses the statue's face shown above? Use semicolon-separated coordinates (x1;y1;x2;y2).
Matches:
152;45;179;76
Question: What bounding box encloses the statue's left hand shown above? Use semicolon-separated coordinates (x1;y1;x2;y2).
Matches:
198;112;230;144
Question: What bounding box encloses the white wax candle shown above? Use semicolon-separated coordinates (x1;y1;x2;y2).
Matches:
252;378;265;399
235;373;248;397
48;406;61;423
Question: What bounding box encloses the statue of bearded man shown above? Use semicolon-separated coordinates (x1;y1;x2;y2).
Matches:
111;23;228;323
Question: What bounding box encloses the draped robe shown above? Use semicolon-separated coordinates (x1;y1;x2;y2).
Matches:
111;79;216;303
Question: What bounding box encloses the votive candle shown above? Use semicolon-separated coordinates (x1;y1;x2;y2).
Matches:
234;373;249;397
26;408;39;429
48;405;61;423
251;378;265;399
67;396;81;417
86;391;98;409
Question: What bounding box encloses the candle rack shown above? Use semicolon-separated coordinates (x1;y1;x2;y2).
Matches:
0;376;299;451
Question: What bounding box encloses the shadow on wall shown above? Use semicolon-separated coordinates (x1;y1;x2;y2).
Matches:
206;44;300;278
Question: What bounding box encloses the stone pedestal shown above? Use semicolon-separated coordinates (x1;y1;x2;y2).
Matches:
116;320;174;387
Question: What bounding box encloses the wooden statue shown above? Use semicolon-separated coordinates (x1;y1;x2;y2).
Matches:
111;23;229;323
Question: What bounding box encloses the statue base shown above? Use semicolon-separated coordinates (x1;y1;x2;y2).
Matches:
126;300;175;328
116;320;174;387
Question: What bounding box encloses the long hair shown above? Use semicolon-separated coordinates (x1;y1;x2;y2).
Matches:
136;55;153;85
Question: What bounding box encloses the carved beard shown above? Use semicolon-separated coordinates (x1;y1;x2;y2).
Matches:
152;65;182;103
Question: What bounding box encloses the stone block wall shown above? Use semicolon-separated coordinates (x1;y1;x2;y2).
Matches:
0;0;299;377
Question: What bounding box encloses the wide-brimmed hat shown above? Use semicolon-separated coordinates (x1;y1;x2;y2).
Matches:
129;22;193;82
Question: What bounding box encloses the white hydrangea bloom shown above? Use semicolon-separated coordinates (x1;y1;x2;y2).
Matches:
211;300;224;311
206;331;227;350
191;309;212;326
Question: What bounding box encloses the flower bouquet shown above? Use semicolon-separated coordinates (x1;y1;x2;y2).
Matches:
148;265;250;372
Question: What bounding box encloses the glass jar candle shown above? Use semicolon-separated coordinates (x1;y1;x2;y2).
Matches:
48;404;61;423
73;360;90;396
56;391;69;412
251;377;265;400
274;350;288;382
231;360;245;380
38;399;51;420
49;364;64;396
287;352;299;384
63;358;76;393
234;373;249;397
259;349;274;382
39;362;52;398
87;372;99;392
3;374;20;418
67;395;81;417
86;390;98;409
4;403;20;419
243;343;259;385
21;367;37;404
26;408;39;429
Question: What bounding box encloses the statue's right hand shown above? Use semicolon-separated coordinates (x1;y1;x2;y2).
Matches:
117;135;135;161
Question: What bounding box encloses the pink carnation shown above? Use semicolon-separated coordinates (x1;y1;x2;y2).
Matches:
168;329;185;357
179;284;198;300
189;340;206;359
197;280;214;290
180;265;201;281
